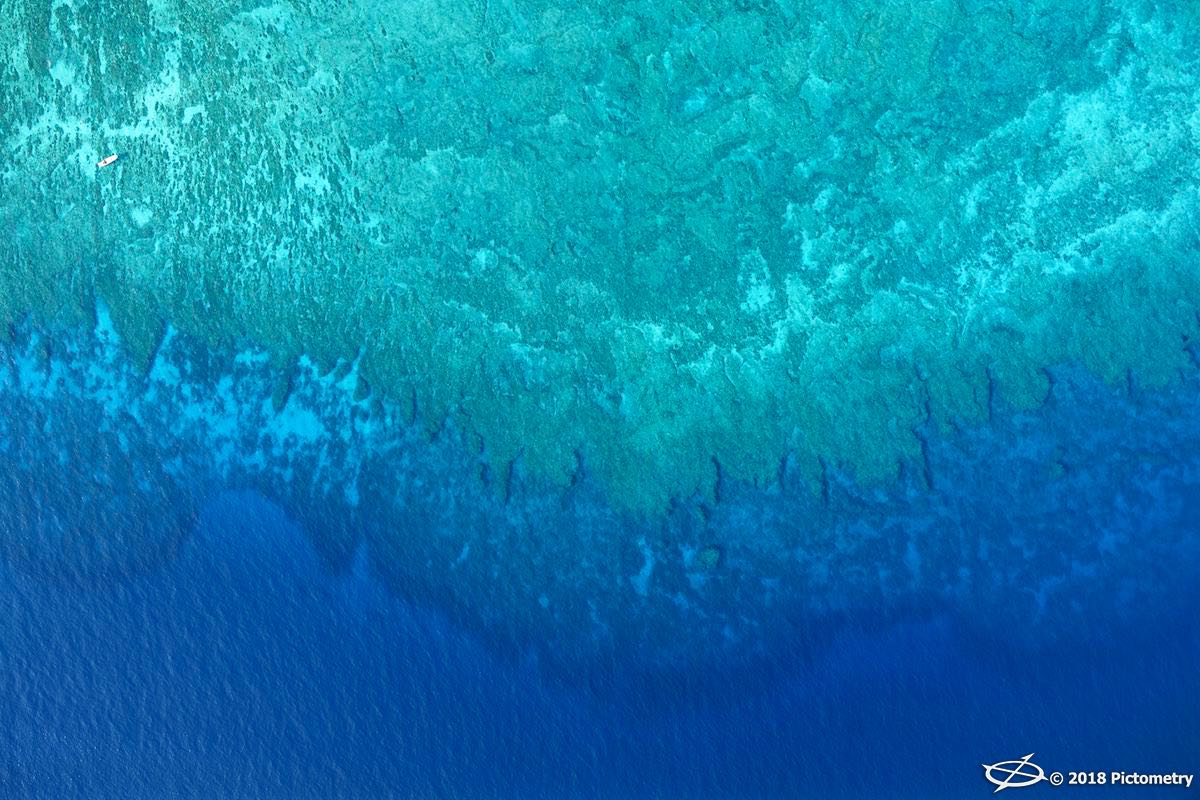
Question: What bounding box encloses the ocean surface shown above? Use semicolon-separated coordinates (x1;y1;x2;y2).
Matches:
0;318;1197;797
3;0;1200;796
2;483;1197;800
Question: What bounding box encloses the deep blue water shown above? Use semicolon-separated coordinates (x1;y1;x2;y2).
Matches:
2;485;1195;798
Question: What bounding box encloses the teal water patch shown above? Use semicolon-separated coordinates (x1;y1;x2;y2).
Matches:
1;314;1198;684
2;1;1198;506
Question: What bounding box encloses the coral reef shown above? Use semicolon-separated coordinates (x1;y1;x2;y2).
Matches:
1;0;1198;510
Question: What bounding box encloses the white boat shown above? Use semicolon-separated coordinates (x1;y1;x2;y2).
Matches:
96;154;118;168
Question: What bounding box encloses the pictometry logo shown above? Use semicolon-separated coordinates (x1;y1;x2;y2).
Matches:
980;754;1195;792
982;753;1049;793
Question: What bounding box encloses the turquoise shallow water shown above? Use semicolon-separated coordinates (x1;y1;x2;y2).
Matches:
4;0;1200;504
2;0;1200;795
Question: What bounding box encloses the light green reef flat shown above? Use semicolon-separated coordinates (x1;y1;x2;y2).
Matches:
2;0;1199;508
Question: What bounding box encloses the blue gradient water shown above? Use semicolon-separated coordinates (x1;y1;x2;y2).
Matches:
2;482;1196;798
4;0;1200;794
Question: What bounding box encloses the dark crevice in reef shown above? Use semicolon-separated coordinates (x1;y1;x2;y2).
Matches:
1;315;1200;696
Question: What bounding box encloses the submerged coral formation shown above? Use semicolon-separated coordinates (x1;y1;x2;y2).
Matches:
2;0;1199;506
3;314;1199;682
